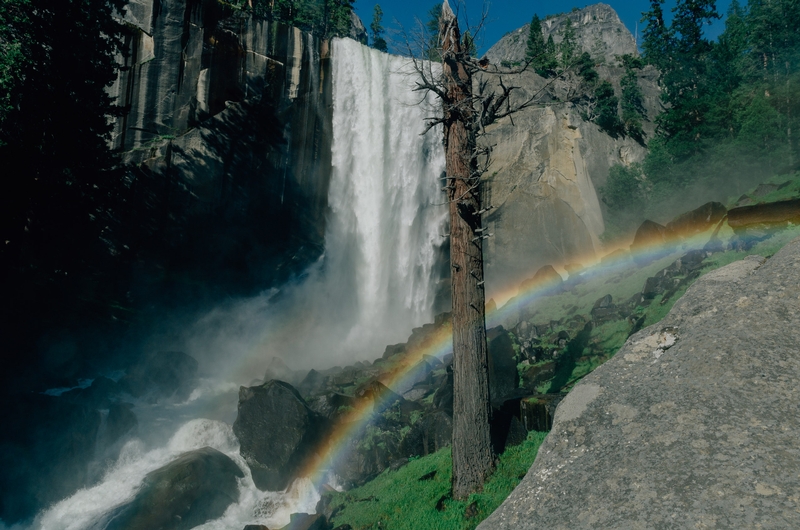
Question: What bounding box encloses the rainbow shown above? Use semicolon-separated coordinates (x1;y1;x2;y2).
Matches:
292;224;726;488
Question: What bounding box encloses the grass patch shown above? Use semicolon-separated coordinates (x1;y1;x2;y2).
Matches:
326;431;548;530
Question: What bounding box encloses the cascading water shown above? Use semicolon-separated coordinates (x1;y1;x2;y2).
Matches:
322;37;446;358
29;39;445;529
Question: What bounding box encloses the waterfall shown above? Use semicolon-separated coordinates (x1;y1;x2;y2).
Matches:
323;37;446;358
30;40;446;529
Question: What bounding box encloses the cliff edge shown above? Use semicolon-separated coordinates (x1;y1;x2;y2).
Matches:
480;237;800;528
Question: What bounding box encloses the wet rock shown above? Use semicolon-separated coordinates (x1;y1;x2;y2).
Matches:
233;380;327;491
487;326;519;400
519;394;564;432
106;447;243;530
243;525;270;530
119;351;198;401
666;201;727;236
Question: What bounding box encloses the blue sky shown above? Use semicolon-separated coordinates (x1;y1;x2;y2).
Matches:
353;0;734;55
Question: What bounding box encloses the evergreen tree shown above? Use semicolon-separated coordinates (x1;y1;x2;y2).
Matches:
371;4;388;51
559;17;577;68
526;15;546;64
620;55;646;143
426;2;443;61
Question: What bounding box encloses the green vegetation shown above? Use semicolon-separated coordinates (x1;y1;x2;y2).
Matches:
370;4;388;51
326;431;548;530
236;0;357;39
602;0;800;234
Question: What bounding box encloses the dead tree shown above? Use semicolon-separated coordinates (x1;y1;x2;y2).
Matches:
437;0;494;500
408;0;575;499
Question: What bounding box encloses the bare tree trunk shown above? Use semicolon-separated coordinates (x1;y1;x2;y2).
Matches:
439;0;495;500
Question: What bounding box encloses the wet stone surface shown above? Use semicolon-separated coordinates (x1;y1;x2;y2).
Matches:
480;239;800;529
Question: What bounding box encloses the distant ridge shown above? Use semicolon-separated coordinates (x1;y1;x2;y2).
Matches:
485;3;637;66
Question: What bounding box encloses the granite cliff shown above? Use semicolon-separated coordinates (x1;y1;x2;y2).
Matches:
110;0;337;298
479;4;662;297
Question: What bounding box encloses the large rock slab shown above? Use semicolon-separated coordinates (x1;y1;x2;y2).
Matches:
480;237;800;529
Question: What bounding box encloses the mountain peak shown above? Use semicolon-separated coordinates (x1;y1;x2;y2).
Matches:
485;3;636;66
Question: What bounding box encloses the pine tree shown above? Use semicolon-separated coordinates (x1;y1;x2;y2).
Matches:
371;4;388;51
526;14;546;64
559;17;577;68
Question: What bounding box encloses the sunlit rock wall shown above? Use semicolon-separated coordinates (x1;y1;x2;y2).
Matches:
480;4;661;298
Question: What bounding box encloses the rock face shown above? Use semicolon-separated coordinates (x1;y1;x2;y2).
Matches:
111;0;334;296
485;4;636;66
233;380;326;491
106;446;244;530
479;4;662;294
479;237;800;529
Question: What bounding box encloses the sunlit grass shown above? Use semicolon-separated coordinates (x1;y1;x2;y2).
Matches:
326;431;548;530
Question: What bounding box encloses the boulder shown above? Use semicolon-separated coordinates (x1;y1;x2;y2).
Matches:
665;201;727;236
590;294;618;324
298;369;327;396
630;220;674;263
106;447;243;530
233;380;327;491
479;241;800;529
727;198;800;230
119;351;198;401
487;326;519;400
518;265;563;295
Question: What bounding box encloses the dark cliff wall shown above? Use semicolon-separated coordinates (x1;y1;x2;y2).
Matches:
110;0;333;303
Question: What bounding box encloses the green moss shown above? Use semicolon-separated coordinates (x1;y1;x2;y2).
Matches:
327;431;548;530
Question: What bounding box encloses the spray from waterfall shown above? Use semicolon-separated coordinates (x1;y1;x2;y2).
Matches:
30;39;445;529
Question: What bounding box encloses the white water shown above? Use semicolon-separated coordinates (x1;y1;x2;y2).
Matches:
322;37;446;358
29;40;445;529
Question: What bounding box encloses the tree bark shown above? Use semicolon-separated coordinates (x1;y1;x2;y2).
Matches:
439;0;495;500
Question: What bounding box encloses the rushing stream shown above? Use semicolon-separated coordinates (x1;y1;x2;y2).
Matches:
29;38;445;529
